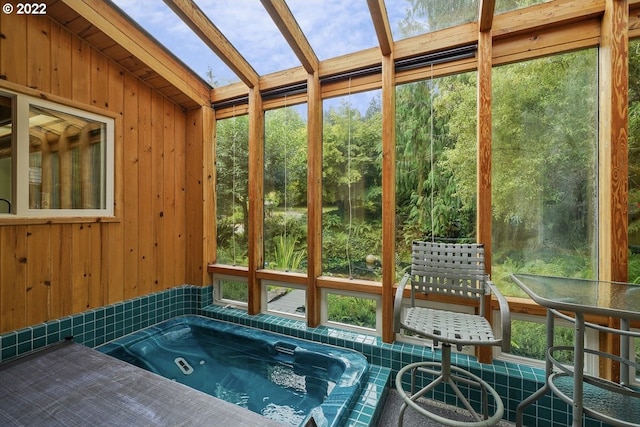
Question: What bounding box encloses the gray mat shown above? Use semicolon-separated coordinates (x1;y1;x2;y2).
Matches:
378;389;514;426
0;341;287;427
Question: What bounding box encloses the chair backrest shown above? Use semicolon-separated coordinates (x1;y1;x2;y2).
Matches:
410;241;487;300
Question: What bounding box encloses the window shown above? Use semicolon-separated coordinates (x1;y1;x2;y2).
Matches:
322;89;382;280
491;49;598;295
629;39;640;283
215;114;249;266
0;90;114;217
395;72;478;280
264;105;308;273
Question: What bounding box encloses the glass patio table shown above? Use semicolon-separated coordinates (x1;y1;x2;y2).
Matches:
510;273;640;427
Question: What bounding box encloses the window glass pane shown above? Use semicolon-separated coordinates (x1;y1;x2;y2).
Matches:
327;294;376;330
216;115;249;266
495;0;551;15
219;280;248;303
322;90;382;280
385;0;478;41
510;319;574;363
491;49;598;296
0;94;13;213
629;39;640;283
287;0;378;61
264;105;308;273
395;73;478;280
267;284;306;317
28;105;106;210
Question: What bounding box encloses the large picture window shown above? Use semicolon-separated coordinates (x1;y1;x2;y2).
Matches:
491;49;598;297
264;104;308;273
395;72;478;279
215;114;249;266
322;89;382;281
0;91;114;217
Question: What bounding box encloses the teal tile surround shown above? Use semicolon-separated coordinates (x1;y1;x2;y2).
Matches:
0;284;605;427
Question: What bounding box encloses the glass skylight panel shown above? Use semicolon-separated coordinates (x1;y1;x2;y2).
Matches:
196;0;300;77
286;0;378;61
385;0;479;40
111;0;237;86
495;0;551;15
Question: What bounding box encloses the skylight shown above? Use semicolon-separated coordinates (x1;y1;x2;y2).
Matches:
111;0;237;86
286;0;379;61
196;0;300;77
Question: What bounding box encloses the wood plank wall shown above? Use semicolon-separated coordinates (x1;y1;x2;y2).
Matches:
0;14;197;334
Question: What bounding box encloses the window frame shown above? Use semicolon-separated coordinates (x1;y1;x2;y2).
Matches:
0;88;115;219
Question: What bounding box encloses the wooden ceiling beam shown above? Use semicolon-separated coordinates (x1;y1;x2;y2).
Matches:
367;0;393;56
260;0;318;73
479;0;495;32
59;0;210;106
163;0;259;88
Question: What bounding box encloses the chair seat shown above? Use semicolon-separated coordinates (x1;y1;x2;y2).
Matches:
403;307;497;345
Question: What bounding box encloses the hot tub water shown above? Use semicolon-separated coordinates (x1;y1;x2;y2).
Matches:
98;315;368;427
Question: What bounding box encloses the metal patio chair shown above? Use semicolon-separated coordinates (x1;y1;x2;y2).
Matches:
393;241;511;426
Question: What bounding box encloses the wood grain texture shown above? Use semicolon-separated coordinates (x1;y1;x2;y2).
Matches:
0;14;195;333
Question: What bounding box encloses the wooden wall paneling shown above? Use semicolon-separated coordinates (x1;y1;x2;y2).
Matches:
25;225;51;326
185;107;204;285
122;72;140;299
71;37;91;104
27;15;51;93
50;21;73;98
0;227;28;333
151;90;165;291
89;223;103;309
105;63;125;304
90;48;109;110
381;53;396;343
71;223;91;313
174;104;187;284
50;224;71;320
162;98;177;287
137;83;153;296
0;12;27;85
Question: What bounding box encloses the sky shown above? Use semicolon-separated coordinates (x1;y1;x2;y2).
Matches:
111;0;410;87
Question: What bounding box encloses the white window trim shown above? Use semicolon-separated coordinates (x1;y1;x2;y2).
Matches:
1;89;114;218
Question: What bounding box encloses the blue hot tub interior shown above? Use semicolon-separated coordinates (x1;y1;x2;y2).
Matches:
98;315;369;427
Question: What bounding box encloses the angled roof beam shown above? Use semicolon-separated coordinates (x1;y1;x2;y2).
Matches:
479;0;496;32
60;0;210;106
164;0;259;88
261;0;318;73
367;0;393;56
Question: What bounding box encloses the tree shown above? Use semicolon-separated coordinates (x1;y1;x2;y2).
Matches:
216;115;249;265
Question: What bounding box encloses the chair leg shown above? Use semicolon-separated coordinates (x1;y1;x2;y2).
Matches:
395;344;504;427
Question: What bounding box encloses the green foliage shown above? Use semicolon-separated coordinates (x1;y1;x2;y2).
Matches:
510;320;574;363
321;94;383;280
220;281;248;303
216;115;249;265
272;234;306;272
629;40;640;245
327;294;376;329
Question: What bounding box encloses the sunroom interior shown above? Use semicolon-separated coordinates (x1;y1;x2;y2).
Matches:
0;0;639;426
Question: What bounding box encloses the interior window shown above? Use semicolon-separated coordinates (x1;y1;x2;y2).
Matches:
0;94;14;214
